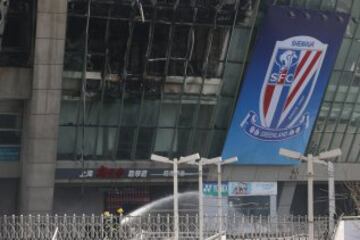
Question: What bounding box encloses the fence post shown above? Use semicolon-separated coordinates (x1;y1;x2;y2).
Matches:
239;215;243;239
157;214;161;237
281;215;285;238
10;215;15;239
54;214;58;240
71;214;76;239
266;215;270;239
64;214;68;240
100;214;104;239
45;214;50;239
251;215;255;239
2;215;5;239
259;215;262;238
290;215;294;237
19;215;24;239
275;214;279;239
195;213;199;238
91;214;95;239
147;214;151;234
139;214;143;239
28;214;33;239
185;214;190;237
82;214;86;239
167;214;170;239
110;213;114;239
296;215;300;237
36;214;41;239
232;211;236;232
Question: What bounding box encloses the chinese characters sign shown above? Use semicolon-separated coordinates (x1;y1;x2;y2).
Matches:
228;182;277;196
55;167;200;180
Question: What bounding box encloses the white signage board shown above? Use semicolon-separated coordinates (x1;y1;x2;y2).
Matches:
228;182;277;196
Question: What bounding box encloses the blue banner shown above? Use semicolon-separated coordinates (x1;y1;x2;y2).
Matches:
222;6;349;165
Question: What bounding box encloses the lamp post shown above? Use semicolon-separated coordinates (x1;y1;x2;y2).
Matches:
188;157;223;240
196;157;238;236
279;148;341;240
150;153;200;240
188;156;237;239
327;161;335;234
216;157;238;235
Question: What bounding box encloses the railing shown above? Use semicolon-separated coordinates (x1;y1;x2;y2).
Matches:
0;214;329;240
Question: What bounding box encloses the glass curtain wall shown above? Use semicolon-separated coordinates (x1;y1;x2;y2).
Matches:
58;0;259;161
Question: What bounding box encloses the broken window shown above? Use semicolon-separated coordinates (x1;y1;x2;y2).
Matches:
63;0;254;98
59;0;256;160
0;0;35;67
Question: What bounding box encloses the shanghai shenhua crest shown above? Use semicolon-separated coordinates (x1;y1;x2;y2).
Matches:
241;36;328;141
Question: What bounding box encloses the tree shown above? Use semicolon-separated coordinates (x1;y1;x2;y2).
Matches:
344;181;360;215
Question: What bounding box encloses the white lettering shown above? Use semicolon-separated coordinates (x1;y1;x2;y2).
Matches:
291;40;315;48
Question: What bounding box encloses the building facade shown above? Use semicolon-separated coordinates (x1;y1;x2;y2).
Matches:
1;0;360;216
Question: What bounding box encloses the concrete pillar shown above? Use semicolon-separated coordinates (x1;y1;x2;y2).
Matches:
277;182;297;216
19;0;67;214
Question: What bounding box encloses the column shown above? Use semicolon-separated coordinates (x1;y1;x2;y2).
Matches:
19;0;67;214
277;182;297;216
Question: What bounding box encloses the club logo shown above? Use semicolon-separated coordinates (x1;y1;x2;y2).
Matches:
241;36;327;141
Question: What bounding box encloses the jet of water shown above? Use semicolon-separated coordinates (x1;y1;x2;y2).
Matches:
121;191;198;224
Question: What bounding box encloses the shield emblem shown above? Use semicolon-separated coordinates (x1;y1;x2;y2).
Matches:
259;36;327;129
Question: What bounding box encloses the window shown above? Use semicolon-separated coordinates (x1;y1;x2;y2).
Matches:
0;114;21;161
0;0;35;66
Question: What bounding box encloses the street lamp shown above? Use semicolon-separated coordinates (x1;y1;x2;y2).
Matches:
189;156;237;239
279;148;341;240
208;156;238;235
188;157;222;240
150;153;200;240
217;157;238;234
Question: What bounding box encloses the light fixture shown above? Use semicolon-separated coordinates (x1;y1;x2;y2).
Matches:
221;156;238;165
279;148;304;160
278;147;342;240
178;153;200;164
150;154;172;164
318;148;341;160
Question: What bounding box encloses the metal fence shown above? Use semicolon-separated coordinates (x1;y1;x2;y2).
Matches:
0;214;329;240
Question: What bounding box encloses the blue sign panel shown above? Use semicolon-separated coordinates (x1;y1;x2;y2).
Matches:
222;6;349;165
0;146;20;161
203;181;228;197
